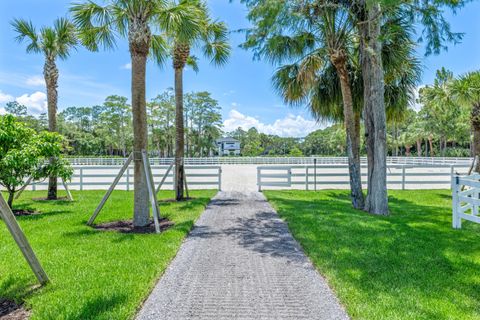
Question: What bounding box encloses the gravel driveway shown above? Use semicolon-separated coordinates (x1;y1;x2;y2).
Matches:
136;191;349;320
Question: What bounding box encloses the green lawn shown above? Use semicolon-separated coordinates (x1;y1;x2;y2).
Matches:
0;189;216;319
265;190;480;320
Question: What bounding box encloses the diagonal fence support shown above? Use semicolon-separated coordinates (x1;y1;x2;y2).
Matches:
0;193;49;285
87;152;162;234
156;162;174;194
87;153;133;226
142;151;161;233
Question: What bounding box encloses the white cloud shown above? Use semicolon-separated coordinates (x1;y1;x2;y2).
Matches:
223;109;323;137
121;63;132;70
25;75;45;87
0;91;14;103
16;91;47;114
0;108;6;115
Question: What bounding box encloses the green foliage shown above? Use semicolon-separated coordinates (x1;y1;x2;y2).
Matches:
288;146;303;157
184;92;223;157
0;115;72;207
303;124;348;156
5;101;27;116
266;189;480;320
228;127;303;156
54;91;223;157
0;189;215;319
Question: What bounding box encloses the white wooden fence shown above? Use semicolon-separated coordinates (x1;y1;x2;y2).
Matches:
452;174;480;229
27;165;222;191
67;156;472;166
257;164;472;191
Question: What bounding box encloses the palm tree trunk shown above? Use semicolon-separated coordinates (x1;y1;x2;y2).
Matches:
428;136;434;156
472;103;480;172
174;67;185;200
358;2;388;215
332;56;364;209
131;49;150;227
405;145;411;156
44;57;59;200
416;139;422;157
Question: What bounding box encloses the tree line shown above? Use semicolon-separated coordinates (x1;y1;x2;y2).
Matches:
8;91;223;158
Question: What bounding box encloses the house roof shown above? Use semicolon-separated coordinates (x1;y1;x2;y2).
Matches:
216;137;240;143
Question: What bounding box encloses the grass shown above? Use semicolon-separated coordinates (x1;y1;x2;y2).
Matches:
0;189;216;320
265;190;480;320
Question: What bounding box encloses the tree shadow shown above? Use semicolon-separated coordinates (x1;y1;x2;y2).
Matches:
0;275;43;305
65;293;128;320
265;190;480;318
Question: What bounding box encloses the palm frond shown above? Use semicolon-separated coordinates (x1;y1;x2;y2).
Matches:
70;1;117;51
150;34;169;67
11;19;41;53
157;1;202;44
201;21;231;66
186;55;199;73
53;17;78;60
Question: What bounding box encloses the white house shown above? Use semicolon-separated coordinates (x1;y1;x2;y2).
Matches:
216;137;241;156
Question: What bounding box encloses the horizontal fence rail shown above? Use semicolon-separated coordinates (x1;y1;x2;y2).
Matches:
67;156;473;166
452;173;480;229
26;165;222;191
257;164;472;191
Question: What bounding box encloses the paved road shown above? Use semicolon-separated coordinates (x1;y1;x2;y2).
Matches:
136;191;349;320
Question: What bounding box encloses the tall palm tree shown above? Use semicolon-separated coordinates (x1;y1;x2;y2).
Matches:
11;17;77;200
71;0;191;227
452;71;480;171
266;4;420;210
266;4;364;208
159;0;230;201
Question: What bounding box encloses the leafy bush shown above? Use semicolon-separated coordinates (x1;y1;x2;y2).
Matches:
0;115;73;208
443;147;471;157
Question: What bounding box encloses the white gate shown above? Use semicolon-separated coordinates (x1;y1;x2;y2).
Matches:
452;174;480;229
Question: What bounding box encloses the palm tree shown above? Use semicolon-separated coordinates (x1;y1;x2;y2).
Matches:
267;4;365;208
71;0;190;227
159;0;230;201
452;71;480;171
11;17;77;200
266;4;420;210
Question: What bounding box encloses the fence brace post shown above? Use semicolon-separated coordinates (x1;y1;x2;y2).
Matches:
451;175;461;229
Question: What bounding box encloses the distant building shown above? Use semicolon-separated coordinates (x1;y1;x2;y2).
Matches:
215;137;241;156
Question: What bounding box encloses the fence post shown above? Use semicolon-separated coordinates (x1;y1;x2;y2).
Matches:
402;165;406;190
314;158;317;191
257;167;261;192
305;167;309;191
126;168;130;191
450;165;454;190
80;168;83;191
451;175;461;229
287;168;292;187
218;167;222;191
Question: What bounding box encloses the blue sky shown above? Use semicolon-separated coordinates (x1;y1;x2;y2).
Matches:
1;0;479;137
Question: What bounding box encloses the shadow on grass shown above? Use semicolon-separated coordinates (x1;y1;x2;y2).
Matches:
266;190;480;319
0;276;37;302
65;293;128;320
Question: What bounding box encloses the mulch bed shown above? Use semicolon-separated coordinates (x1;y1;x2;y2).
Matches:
94;218;174;234
0;299;29;320
31;197;69;201
158;197;196;203
12;209;40;217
